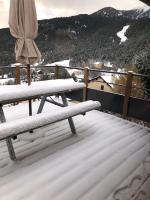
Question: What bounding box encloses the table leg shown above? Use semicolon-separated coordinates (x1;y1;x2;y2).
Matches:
37;95;47;114
29;100;32;116
0;105;16;160
61;94;77;134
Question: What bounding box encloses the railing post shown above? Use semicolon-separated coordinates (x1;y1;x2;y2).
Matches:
15;65;20;84
55;65;60;79
83;67;89;101
27;64;31;85
123;71;133;118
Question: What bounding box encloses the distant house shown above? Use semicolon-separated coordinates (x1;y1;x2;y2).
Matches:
73;70;114;92
88;76;113;92
93;62;104;69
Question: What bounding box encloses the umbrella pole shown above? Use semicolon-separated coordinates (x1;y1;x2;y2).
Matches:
27;64;31;85
27;64;33;133
27;64;32;116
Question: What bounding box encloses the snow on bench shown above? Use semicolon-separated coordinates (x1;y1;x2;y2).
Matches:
0;101;100;140
0;79;85;104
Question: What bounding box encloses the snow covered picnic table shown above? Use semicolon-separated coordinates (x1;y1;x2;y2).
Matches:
0;79;100;160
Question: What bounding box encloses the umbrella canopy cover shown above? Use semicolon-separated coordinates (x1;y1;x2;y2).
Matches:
9;0;41;65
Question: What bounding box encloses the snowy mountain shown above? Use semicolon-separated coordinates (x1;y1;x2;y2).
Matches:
92;6;150;19
0;7;150;69
136;6;150;18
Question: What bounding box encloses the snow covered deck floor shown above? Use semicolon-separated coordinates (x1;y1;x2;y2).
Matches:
0;101;150;200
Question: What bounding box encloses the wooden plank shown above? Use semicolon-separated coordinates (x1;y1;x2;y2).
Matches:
15;65;20;84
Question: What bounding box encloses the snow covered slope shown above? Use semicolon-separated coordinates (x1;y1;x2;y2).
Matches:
93;6;150;19
0;101;149;200
117;25;130;44
46;60;70;67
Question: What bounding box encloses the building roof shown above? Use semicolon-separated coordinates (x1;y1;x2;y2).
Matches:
89;75;113;88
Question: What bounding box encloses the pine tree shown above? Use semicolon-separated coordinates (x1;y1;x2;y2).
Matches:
136;54;150;98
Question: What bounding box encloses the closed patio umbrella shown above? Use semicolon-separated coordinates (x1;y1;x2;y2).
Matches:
9;0;41;66
9;0;41;116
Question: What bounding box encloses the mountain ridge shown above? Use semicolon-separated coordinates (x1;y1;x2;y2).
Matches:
92;6;150;19
0;6;149;72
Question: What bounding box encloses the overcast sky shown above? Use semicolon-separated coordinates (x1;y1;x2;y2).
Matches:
0;0;148;28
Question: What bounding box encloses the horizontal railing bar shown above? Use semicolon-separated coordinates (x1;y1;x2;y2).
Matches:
88;68;128;75
91;80;126;87
0;65;25;69
0;65;150;78
37;65;84;71
132;73;150;78
131;86;150;91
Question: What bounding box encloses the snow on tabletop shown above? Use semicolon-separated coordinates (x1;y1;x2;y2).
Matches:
0;101;149;200
0;79;85;103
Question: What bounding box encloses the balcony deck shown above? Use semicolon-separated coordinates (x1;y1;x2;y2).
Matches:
0;100;149;200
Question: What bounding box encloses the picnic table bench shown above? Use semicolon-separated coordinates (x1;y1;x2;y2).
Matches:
0;79;100;160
